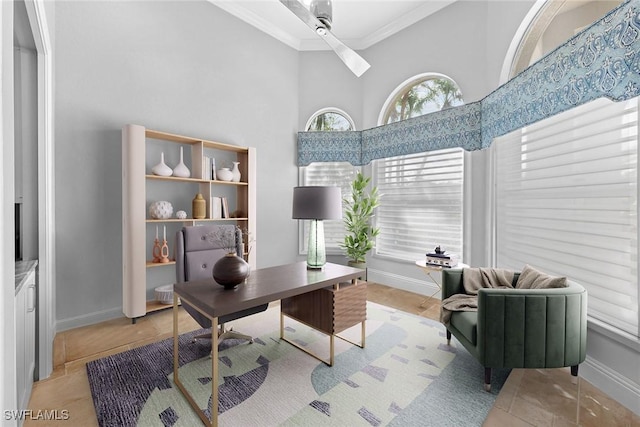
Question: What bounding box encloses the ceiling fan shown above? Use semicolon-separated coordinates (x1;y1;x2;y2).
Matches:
280;0;371;77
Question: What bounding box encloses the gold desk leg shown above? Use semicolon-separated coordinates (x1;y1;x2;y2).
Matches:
173;294;179;385
172;295;218;426
329;334;335;366
210;317;218;427
279;309;284;339
280;312;334;366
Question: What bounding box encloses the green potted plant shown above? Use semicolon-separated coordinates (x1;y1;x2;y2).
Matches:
341;172;380;269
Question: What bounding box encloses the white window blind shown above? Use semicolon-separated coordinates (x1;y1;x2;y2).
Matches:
300;162;357;254
374;149;464;261
495;97;639;336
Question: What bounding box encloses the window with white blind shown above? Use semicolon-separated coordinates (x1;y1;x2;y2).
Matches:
494;97;639;337
373;148;464;261
299;162;358;254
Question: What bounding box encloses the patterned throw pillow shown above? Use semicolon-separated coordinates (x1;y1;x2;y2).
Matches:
515;264;567;289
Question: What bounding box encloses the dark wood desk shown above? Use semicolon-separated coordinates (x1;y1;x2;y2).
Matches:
172;261;365;427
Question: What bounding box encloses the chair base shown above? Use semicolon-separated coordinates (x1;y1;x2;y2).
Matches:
192;323;254;345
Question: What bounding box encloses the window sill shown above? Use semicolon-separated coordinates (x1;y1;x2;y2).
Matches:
587;317;640;352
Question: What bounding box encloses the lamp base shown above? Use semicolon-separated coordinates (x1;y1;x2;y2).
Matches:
306;219;326;270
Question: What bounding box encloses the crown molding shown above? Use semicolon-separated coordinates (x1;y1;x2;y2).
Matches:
208;0;303;50
358;0;456;49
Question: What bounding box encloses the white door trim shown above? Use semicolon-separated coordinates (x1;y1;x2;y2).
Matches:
24;0;55;380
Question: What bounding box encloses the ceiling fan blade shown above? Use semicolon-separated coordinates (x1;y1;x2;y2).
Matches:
322;30;371;77
280;0;321;30
279;0;370;77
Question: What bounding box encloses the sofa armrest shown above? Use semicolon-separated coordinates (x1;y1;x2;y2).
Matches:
477;280;587;369
442;269;464;299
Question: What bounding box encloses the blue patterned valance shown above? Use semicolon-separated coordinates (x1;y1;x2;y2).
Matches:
297;0;640;166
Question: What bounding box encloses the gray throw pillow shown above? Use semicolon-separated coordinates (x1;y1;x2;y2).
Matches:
516;265;567;289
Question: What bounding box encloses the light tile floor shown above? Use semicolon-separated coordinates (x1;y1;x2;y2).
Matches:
25;283;639;426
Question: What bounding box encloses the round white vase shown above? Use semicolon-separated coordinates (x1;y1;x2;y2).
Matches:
151;152;173;177
149;201;173;219
172;147;191;178
217;168;233;182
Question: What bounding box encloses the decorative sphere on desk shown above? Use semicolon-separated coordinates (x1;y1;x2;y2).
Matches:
176;210;187;219
213;254;250;290
149;201;173;219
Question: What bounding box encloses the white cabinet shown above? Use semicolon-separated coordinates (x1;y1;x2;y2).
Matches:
15;263;36;419
122;125;256;320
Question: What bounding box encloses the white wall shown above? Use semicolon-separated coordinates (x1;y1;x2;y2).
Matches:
53;1;300;329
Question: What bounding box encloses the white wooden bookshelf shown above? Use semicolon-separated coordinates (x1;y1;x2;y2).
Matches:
122;124;256;320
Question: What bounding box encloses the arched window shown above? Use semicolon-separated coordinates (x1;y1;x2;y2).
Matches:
306;108;355;131
300;108;358;255
374;74;465;262
380;73;464;125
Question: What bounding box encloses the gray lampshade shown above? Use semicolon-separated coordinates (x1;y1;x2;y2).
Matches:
292;186;342;220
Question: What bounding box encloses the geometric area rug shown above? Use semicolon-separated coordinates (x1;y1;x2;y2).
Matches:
86;302;509;426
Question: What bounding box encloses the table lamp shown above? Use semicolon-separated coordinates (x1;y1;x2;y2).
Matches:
292;186;342;269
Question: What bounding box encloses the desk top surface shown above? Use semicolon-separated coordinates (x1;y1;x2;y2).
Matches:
174;261;364;319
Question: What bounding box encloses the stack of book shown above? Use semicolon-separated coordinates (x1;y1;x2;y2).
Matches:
210;196;229;219
426;251;459;268
202;156;217;180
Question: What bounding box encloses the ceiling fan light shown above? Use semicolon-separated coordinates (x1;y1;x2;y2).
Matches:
316;26;327;36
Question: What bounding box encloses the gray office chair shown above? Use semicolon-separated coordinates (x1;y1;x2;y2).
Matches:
175;224;267;344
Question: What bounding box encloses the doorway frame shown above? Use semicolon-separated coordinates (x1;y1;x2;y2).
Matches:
24;0;55;380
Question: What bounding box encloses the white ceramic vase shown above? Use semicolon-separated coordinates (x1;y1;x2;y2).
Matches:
149;201;173;219
217;168;233;182
231;161;241;182
151;152;173;177
172;147;191;178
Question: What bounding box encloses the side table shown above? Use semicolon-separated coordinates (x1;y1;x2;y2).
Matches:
415;260;468;307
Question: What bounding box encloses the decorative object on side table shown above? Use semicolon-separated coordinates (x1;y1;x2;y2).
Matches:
151;152;173;176
175;210;187;220
292;186;342;270
340;172;380;271
192;194;206;219
148;201;173;219
231;161;241;182
172;146;191;178
217;167;233;182
426;246;459;267
207;226;250;289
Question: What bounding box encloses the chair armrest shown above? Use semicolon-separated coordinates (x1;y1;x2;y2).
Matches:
442;269;464;299
477;281;587;368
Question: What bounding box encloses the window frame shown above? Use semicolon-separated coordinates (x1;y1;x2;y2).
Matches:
299;108;358;256
491;96;639;338
305;107;355;132
378;72;465;126
372;148;465;263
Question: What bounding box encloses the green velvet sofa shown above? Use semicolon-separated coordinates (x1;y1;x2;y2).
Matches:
442;269;588;391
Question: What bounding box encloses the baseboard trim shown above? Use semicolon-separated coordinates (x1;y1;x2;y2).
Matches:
582;355;640;416
56;307;124;332
367;268;440;299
